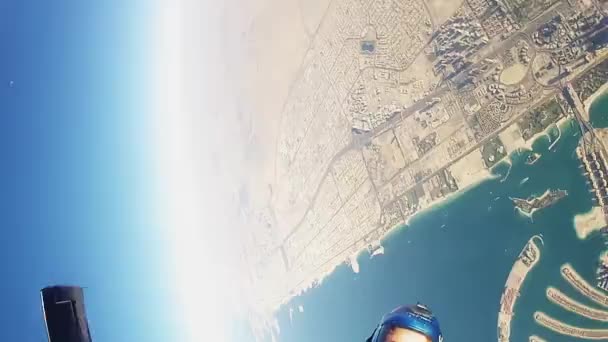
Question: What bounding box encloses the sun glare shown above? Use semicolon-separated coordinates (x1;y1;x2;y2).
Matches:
154;2;233;341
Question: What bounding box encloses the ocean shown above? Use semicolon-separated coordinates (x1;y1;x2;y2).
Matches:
275;91;608;342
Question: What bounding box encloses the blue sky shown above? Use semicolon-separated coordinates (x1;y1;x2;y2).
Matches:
0;1;181;340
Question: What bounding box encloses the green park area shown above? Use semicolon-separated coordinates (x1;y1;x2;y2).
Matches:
574;59;608;102
518;97;563;141
505;0;557;23
481;137;507;168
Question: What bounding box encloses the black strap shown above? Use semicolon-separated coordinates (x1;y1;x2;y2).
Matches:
366;327;378;342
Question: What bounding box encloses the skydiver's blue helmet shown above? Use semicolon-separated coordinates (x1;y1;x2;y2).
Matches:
367;304;442;342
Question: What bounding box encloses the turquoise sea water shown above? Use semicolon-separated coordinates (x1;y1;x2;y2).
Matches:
590;89;608;129
276;115;608;341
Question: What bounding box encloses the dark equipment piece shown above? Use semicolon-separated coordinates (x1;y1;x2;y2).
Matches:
41;286;92;342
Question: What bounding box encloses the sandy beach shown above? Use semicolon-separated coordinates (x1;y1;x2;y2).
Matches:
284;120;561;307
499;123;527;154
499;117;571;156
584;82;608;111
405;169;498;227
449;149;492;189
574;206;606;239
276;117;577;315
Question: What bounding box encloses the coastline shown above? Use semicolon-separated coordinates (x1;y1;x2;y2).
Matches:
277;159;500;311
276;118;576;314
521;117;571;152
499;116;571;169
359;168;500;270
269;110;605;342
584;82;608;112
281;145;515;309
405;170;498;226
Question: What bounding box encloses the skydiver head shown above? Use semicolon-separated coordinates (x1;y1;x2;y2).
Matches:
367;304;442;342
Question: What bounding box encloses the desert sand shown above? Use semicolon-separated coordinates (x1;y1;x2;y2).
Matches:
574;206;606;239
449;149;491;189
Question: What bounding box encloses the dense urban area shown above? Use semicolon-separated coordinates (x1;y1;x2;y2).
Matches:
235;0;608;338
